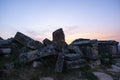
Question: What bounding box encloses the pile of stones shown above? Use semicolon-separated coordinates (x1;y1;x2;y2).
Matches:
0;28;119;72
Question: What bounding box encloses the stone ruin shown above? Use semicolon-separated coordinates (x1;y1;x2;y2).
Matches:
0;28;119;72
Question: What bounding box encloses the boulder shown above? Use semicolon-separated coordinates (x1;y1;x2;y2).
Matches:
0;48;11;55
70;39;99;60
98;40;119;55
53;28;65;42
85;46;98;60
14;32;43;49
52;28;67;51
19;47;31;53
43;38;53;46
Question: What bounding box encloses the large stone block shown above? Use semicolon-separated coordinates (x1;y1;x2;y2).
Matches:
53;28;65;42
14;32;43;49
52;28;67;50
98;40;119;55
65;59;86;69
55;53;64;72
0;48;11;55
20;45;56;63
19;48;56;63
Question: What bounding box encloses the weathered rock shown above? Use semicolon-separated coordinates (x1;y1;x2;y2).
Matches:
98;40;119;55
65;59;86;69
19;49;56;63
55;53;64;72
107;65;120;73
0;38;13;48
64;53;82;61
10;43;20;54
70;39;99;60
32;61;42;68
71;39;91;45
52;28;67;51
68;45;83;56
112;65;120;70
85;46;98;60
93;72;113;80
40;44;56;54
53;28;65;42
19;47;31;53
14;32;43;49
0;48;11;55
43;38;53;46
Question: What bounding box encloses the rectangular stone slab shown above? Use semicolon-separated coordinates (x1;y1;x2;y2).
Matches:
19;50;55;63
0;48;11;55
55;53;64;72
14;32;43;49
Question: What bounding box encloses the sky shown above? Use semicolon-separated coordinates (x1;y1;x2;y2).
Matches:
0;0;120;44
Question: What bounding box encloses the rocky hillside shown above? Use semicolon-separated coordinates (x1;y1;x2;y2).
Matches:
0;28;120;80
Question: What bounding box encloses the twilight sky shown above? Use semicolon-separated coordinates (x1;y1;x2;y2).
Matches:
0;0;120;44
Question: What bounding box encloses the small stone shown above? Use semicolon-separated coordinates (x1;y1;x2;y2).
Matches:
40;77;54;80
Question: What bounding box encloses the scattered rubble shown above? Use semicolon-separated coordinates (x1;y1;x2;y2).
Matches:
0;28;119;76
